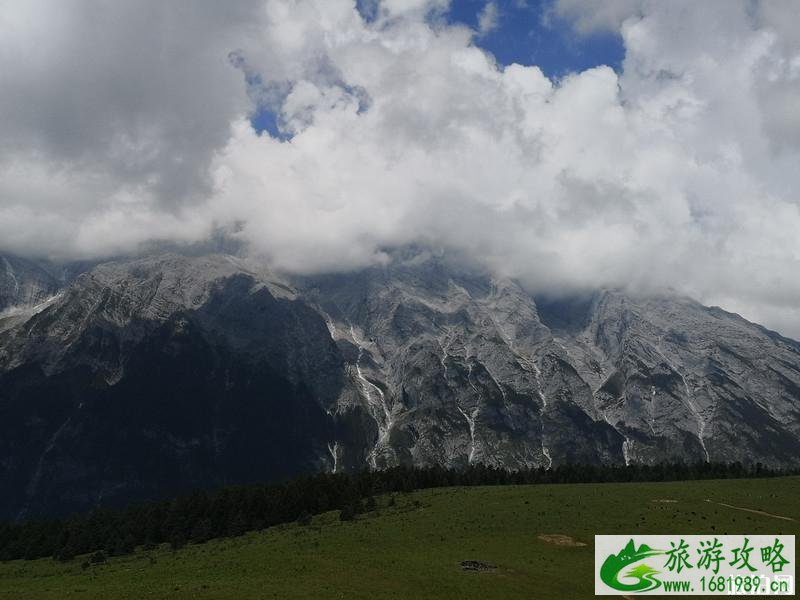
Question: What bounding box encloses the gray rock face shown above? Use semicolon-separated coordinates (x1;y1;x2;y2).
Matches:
0;251;798;517
0;255;62;314
0;254;342;518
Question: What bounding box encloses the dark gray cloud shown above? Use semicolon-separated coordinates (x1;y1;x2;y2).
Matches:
0;0;262;224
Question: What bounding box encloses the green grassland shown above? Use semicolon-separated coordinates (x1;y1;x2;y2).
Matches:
1;477;798;599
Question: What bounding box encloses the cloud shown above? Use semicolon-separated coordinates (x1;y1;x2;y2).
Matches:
548;0;643;34
1;0;800;337
0;0;269;256
477;2;499;36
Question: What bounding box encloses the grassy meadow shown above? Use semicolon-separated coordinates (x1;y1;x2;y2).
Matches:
2;477;798;599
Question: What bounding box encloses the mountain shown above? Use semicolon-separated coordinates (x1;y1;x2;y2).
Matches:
1;251;798;518
0;254;62;314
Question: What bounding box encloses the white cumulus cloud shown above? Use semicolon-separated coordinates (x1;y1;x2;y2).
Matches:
478;2;500;36
1;0;800;337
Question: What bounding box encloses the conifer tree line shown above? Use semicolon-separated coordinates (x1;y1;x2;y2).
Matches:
0;461;793;563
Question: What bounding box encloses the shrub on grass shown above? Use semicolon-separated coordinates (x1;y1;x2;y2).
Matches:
169;534;186;551
191;519;213;544
339;505;357;522
55;545;75;562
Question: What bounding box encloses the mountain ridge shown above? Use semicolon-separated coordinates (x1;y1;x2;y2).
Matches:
1;251;798;518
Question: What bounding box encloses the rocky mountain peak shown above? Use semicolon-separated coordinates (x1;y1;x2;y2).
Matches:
0;251;798;518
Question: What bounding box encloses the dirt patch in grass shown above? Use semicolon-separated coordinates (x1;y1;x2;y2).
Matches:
705;499;796;522
536;534;587;547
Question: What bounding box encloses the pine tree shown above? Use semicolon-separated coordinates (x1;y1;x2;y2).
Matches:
339;505;356;522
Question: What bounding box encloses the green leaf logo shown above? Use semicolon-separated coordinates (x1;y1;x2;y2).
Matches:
600;539;665;593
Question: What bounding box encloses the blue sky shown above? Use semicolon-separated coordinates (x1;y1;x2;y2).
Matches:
252;0;625;137
444;0;624;77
